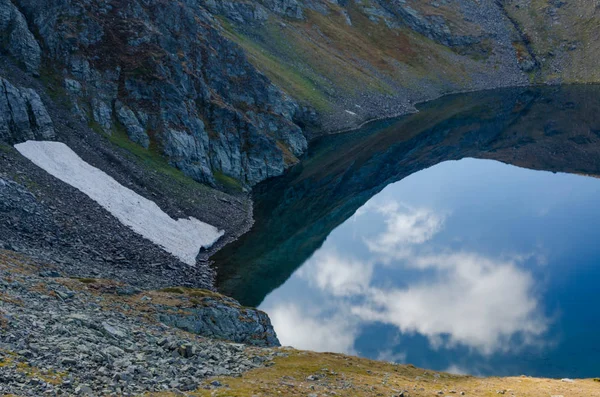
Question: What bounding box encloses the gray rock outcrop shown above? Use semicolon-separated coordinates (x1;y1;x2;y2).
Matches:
0;77;55;143
0;0;41;75
158;295;280;347
9;0;307;187
0;253;282;396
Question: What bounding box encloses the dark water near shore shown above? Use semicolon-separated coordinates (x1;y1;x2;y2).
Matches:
213;85;600;378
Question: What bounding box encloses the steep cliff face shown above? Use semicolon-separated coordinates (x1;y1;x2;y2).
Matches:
5;0;307;187
0;0;598;188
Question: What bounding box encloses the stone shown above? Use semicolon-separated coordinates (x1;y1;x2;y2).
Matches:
158;297;280;347
39;270;61;278
75;385;94;395
60;358;77;366
104;346;125;357
0;78;55;144
0;0;41;74
102;322;127;338
115;102;150;148
55;290;75;300
177;344;196;358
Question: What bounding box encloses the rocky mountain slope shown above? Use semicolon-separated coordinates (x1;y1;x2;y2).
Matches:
1;0;598;189
212;0;600;134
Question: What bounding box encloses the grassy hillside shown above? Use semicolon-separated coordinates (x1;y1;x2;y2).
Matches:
504;0;600;83
217;0;501;128
213;0;600;133
152;349;600;396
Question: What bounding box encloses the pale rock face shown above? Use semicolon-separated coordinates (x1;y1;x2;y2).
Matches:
0;78;55;143
115;101;150;148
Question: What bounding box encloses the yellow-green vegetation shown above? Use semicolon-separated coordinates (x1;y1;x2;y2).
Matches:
70;277;97;284
275;140;298;166
158;286;226;300
38;67;70;106
504;0;600;82
219;18;332;113
89;118;214;192
108;123;205;189
0;351;66;386
146;349;600;397
0;142;13;153
213;170;244;192
219;1;484;114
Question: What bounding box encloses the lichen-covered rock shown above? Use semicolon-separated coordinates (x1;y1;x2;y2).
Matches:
158;295;280;347
204;0;269;24
163;127;213;184
0;78;55;143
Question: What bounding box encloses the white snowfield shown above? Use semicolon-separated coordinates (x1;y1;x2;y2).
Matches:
15;141;224;266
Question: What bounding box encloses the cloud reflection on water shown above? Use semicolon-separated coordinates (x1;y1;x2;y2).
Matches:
266;197;549;357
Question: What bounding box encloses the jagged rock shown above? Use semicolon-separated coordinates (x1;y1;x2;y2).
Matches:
0;78;55;144
0;0;41;75
204;0;269;24
102;322;127;339
12;0;307;187
163;127;214;184
115;101;150;148
0;253;281;395
91;98;112;132
260;0;304;19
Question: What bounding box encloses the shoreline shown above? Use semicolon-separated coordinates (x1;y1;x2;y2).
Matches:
321;80;600;138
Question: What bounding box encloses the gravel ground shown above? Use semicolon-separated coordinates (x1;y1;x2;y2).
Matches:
0;250;283;396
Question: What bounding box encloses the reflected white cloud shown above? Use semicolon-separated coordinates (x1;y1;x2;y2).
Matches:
268;303;358;354
265;200;549;357
297;249;373;296
362;201;445;260
376;349;407;364
353;252;548;354
445;364;470;376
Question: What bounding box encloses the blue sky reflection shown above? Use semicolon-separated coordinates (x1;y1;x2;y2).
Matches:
259;158;600;377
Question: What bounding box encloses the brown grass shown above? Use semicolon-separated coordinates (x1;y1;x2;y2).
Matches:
145;349;600;397
0;350;66;386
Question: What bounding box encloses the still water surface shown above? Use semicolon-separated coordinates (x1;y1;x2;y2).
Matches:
214;85;600;378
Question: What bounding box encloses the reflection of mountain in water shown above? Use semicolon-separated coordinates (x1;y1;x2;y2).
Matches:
213;85;600;307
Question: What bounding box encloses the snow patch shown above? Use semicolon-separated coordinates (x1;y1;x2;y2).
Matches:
15;141;223;266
